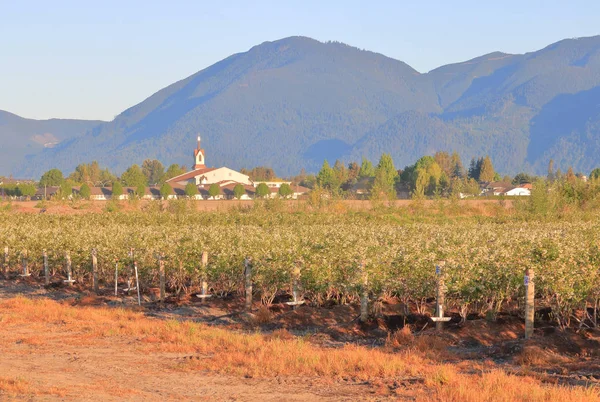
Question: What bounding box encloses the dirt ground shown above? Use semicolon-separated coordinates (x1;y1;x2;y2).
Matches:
2;278;600;401
0;281;381;401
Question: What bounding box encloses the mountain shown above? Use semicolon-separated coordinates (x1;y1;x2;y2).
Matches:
0;111;103;176
7;35;600;178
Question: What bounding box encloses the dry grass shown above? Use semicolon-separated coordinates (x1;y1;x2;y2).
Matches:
426;369;599;402
1;296;599;401
0;376;67;398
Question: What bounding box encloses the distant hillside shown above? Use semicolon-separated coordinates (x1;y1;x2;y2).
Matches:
0;110;103;176
8;35;600;178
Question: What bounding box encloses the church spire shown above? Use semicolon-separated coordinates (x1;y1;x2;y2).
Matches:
193;133;206;170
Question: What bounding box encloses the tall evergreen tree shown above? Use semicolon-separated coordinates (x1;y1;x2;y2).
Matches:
358;157;375;178
316;160;339;190
478;156;495;182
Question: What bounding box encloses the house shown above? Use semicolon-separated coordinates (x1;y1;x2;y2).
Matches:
502;187;531;196
481;181;512;196
33;186;61;200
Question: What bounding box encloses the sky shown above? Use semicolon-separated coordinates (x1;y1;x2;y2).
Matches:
1;0;599;121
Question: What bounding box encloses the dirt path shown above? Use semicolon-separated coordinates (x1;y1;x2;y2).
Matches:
0;281;387;401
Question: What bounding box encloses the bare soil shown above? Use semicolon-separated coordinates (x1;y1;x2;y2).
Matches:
1;278;599;401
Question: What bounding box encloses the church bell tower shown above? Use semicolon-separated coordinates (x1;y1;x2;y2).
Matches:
193;135;206;169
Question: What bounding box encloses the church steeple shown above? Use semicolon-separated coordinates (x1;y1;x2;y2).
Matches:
193;134;206;169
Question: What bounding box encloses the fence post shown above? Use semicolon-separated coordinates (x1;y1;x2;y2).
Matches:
92;248;99;293
64;251;74;285
3;247;8;278
159;253;166;301
435;260;447;331
20;249;30;277
134;260;141;306
201;251;208;302
244;257;252;311
360;260;369;322
525;268;535;339
126;248;134;294
43;249;49;285
114;260;119;296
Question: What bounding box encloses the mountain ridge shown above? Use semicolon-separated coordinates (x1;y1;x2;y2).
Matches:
4;34;600;178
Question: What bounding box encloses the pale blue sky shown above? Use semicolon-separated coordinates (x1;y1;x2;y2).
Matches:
1;0;599;121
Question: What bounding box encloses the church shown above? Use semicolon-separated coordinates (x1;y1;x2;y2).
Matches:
166;136;257;199
167;136;252;187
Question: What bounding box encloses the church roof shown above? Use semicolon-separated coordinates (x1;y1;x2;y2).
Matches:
165;167;217;183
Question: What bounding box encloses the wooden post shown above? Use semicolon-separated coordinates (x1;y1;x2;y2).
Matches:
525;268;535;339
285;263;304;310
360;261;369;322
21;249;30;277
244;257;252;311
201;251;208;302
435;261;446;331
43;249;49;285
3;246;8;278
134;261;141;306
92;249;99;293
126;248;134;294
64;251;74;285
159;253;166;301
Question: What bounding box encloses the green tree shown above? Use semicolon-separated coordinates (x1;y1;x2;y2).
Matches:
17;184;36;199
278;183;293;198
450;151;465;179
255;182;270;198
358;157;375;178
142;159;165;185
233;184;246;200
165;164;187;180
478;156;495;182
98;168;117;187
590;168;600;180
112;181;124;200
316;160;340;190
121;165;147;188
135;184;146;199
185;182;198;198
333;160;348;187
79;183;91;200
208;183;221;199
512;172;535;185
40;168;64;187
434;151;452;178
347;162;360;181
160;183;172;199
59;181;73;199
375;154;398;188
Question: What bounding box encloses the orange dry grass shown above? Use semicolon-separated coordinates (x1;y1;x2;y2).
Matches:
0;296;421;380
1;296;599;401
0;376;67;398
426;369;599;402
